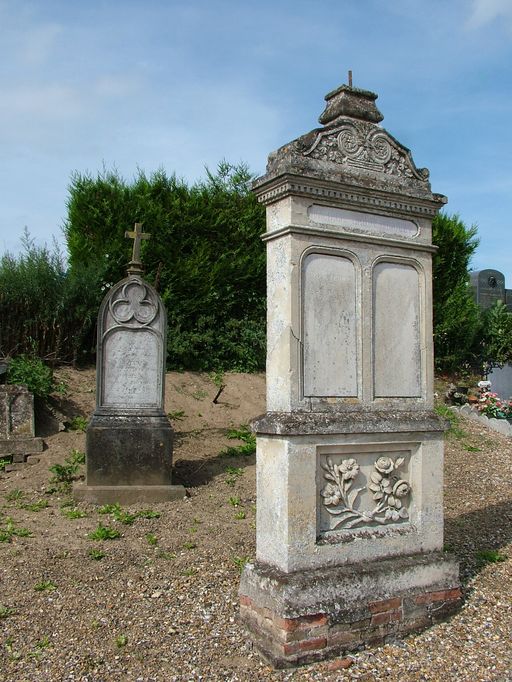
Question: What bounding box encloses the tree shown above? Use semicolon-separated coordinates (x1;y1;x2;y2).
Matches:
431;213;480;373
64;162;267;371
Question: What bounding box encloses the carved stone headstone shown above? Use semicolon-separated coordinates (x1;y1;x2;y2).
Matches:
470;268;511;311
471;268;512;398
74;226;185;504
239;84;461;667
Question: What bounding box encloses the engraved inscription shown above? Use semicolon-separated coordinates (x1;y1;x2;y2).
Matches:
308;205;418;238
103;332;160;407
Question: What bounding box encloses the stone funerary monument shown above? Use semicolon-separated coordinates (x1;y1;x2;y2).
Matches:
75;224;185;504
239;83;461;666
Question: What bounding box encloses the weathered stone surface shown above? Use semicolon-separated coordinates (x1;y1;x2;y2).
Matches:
240;81;459;667
0;385;35;439
77;272;185;504
0;438;44;455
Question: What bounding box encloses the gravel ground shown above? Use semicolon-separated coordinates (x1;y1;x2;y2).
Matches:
0;370;510;681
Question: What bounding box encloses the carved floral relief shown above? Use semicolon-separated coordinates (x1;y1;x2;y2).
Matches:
320;455;411;530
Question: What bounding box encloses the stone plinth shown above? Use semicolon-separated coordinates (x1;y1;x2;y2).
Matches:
239;83;460;667
75;274;185;504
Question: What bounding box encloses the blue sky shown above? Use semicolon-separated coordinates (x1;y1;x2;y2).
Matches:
1;0;511;284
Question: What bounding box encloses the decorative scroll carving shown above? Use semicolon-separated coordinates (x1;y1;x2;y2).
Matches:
110;281;158;326
303;119;429;182
320;455;411;529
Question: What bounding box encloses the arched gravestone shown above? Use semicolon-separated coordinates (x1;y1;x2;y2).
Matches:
470;269;510;311
74;225;185;504
239;83;461;667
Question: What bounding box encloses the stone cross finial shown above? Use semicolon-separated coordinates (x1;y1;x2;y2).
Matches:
125;223;151;276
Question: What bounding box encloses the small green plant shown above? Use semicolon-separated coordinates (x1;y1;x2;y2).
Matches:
67;416;88;432
182;568;197;577
20;499;49;512
68;449;86;465
63;507;87;519
233;556;251;574
34;580;57;592
465;445;481;453
0;605;15;619
234;510;246;520
115;634;128;648
220;425;256;457
192;389;208;401
228;496;241;507
59;498;75;508
146;533;158;546
98;503;121;515
5;637;22;661
476;549;508;565
157;550;176;560
183;541;196;550
167;410;186;421
225;466;244;486
88;548;106;560
114;510;138;525
6;355;56;400
434;404;467;440
88;523;121;541
34;636;51;650
0;458;10;471
5;489;24;502
136;509;160;519
0;518;31;542
48;462;78;483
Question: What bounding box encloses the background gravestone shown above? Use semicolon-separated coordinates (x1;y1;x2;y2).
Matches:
471;268;512;398
239;82;461;667
470;268;512;312
0;384;44;466
74;224;185;504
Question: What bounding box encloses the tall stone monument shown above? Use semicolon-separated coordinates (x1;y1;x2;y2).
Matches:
74;224;185;504
239;83;461;667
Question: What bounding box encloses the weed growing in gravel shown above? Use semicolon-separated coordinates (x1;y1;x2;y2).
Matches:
88;548;106;560
98;503;121;515
137;509;160;519
0;605;15;619
157;550;176;560
0;457;10;471
183;541;196;550
434;404;468;440
88;523;121;541
0;518;31;542
182;568;197;576
62;507;87;519
192;389;208;400
59;498;75;508
168;410;186;421
465;445;482;453
34;580;56;592
220;425;256;457
49;449;85;484
146;533;158;546
225;466;244;486
228;495;241;507
5;489;24;502
476;549;508;565
233;556;251;574
115;634;128;648
67;416;88;432
5;637;21;661
114;510;138;525
234;510;246;520
20;499;49;512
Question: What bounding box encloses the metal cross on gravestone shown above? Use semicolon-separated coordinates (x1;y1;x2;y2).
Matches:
125;222;151;275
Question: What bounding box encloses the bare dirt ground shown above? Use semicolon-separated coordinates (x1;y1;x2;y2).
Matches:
0;369;511;681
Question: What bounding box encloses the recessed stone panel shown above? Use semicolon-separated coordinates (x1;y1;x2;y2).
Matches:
318;446;413;540
302;253;358;397
373;262;421;398
308;205;418;239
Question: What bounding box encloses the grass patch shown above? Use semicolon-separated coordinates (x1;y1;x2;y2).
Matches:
62;507;87;519
34;580;56;592
88;523;121;541
67;416;88;432
0;605;15;619
0;518;31;542
233;556;251;574
20;499;49;512
435;404;468;439
476;549;508;566
5;489;24;502
220;425;256;457
146;533;158;546
88;548;106;560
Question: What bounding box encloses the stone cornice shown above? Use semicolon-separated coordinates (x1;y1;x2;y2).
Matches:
253;173;446;220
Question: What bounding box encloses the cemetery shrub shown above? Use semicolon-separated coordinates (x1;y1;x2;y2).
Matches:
64;162;266;371
6;355;55;400
478;300;512;370
0;232;103;365
432;213;481;373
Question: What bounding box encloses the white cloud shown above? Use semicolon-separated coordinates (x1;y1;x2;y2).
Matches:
466;0;512;29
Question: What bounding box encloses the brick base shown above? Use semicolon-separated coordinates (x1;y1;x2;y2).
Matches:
239;554;461;668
